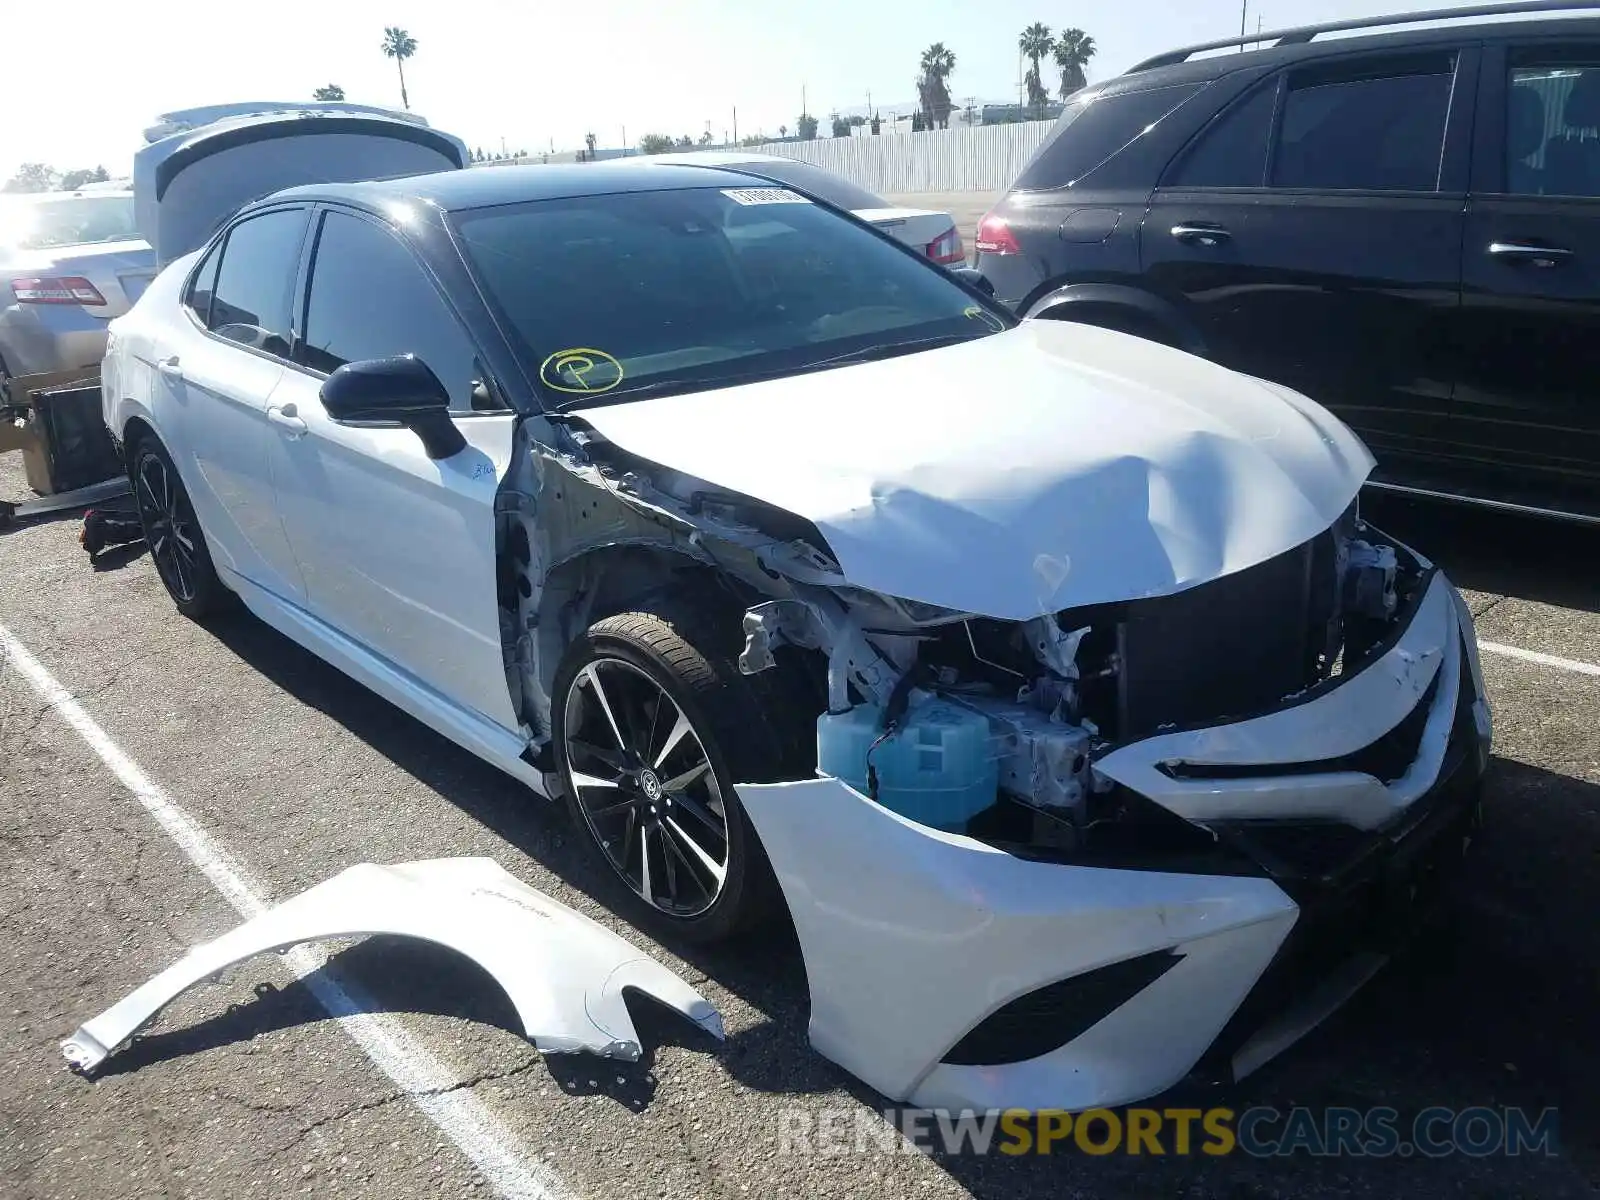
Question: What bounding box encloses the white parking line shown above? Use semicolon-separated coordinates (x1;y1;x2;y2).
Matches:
0;623;574;1200
1478;640;1600;678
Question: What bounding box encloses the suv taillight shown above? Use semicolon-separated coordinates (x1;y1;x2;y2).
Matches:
974;211;1020;256
11;276;107;306
924;226;966;265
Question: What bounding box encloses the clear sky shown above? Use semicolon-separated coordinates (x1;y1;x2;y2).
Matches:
8;0;1408;180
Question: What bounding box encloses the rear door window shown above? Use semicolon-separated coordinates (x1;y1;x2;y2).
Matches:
1012;83;1203;190
184;240;222;324
1504;53;1600;196
1165;79;1279;188
207;208;308;357
1272;53;1456;191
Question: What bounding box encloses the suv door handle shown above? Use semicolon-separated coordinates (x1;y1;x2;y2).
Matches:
1488;241;1573;266
266;404;307;437
1171;223;1231;246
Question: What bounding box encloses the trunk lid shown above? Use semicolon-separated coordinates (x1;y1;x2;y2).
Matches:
134;104;469;265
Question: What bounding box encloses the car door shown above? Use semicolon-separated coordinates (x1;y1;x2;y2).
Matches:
265;206;521;731
1455;39;1600;510
164;205;310;604
1141;47;1477;467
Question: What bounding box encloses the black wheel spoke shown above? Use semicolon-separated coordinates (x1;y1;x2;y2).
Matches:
662;759;710;794
670;790;725;840
567;738;629;777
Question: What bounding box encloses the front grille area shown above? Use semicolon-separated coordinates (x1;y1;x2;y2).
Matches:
1109;527;1337;741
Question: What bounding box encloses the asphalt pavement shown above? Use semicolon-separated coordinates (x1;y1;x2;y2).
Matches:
2;448;1598;1199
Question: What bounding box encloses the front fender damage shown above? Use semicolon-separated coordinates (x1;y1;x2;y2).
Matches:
61;857;723;1075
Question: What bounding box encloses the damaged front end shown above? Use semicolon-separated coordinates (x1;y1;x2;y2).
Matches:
490;378;1490;1111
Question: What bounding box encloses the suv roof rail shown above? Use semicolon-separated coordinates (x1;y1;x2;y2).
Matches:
1127;0;1600;72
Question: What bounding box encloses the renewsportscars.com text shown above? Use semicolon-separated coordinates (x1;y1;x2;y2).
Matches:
777;1105;1561;1159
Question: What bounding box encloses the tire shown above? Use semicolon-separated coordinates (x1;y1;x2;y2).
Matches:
551;589;818;944
129;436;227;620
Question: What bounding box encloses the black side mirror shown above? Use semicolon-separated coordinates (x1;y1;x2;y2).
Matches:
950;266;995;296
319;355;466;460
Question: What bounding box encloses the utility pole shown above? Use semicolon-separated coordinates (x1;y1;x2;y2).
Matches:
621;125;627;151
1239;0;1248;48
732;106;738;145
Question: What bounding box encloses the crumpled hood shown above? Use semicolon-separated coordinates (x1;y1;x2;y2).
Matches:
577;320;1374;620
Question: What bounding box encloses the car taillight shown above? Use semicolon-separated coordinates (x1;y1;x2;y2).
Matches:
11;276;108;305
974;211;1021;256
924;226;966;265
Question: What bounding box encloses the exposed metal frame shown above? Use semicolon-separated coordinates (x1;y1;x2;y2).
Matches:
1128;0;1600;72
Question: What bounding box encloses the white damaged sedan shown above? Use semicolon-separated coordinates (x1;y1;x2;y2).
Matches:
103;112;1492;1113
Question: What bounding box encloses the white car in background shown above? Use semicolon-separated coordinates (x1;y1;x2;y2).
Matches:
646;150;967;265
0;190;155;392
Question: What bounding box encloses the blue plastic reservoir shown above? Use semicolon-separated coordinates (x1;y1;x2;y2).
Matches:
816;697;999;831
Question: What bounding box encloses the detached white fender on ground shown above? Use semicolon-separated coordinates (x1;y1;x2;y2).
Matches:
61;857;723;1075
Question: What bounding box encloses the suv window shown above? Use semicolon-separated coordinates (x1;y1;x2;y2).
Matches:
1012;83;1203;190
1167;79;1278;188
301;210;481;413
1506;59;1600;196
1272;54;1456;191
208;209;307;356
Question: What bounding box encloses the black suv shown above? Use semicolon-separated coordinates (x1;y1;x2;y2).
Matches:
976;0;1600;523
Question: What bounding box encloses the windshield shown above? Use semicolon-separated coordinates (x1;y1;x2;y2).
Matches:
719;159;889;211
452;185;1009;409
0;194;139;250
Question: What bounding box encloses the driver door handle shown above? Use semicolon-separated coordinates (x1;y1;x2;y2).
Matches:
267;403;307;437
1488;241;1573;266
1171;223;1232;246
157;356;183;380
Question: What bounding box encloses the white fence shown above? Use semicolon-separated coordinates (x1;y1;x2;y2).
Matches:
748;120;1058;195
468;119;1061;195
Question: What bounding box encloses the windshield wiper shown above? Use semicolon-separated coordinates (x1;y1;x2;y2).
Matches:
554;331;989;411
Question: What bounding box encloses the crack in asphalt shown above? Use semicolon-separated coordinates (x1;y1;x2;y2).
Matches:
1472;593;1509;620
277;1057;546;1155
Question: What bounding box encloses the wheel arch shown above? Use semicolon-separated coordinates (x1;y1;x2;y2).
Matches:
1022;283;1208;356
513;540;731;738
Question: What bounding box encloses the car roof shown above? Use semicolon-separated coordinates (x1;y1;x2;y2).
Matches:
1107;12;1600;94
267;160;782;213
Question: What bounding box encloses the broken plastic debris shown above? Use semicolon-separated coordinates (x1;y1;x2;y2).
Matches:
61;858;722;1075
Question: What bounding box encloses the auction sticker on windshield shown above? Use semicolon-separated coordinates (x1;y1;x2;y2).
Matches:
721;188;811;206
540;348;625;394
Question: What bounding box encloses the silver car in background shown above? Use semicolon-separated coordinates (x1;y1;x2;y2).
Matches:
0;190;155;392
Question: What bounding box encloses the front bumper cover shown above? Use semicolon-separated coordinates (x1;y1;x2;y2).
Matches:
736;570;1490;1112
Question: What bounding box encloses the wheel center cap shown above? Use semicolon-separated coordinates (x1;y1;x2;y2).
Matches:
638;769;663;802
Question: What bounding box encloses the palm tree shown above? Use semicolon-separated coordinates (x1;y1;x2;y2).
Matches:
1054;29;1097;98
584;132;597;159
919;42;957;128
1019;23;1054;112
313;84;346;101
381;26;418;110
779;124;788;138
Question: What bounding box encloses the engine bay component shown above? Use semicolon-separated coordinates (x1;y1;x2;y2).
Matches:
60;857;724;1075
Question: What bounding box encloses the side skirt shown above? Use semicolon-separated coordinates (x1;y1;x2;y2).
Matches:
220;567;550;798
